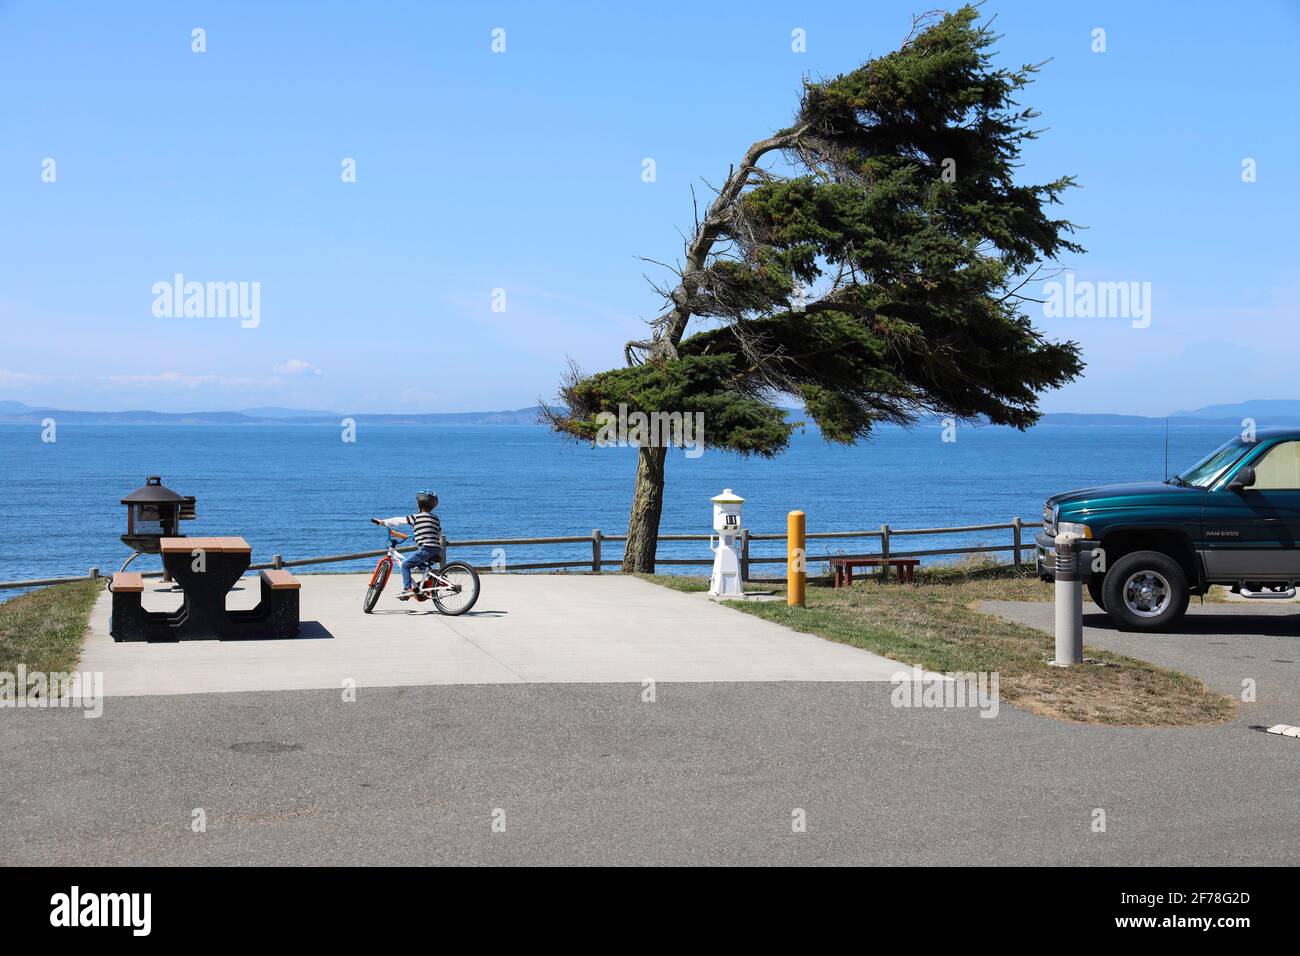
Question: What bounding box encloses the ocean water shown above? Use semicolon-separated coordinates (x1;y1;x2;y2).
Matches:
0;421;1233;586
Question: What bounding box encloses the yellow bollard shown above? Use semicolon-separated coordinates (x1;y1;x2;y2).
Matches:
787;510;806;607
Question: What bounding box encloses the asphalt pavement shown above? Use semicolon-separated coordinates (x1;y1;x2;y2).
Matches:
3;677;1297;865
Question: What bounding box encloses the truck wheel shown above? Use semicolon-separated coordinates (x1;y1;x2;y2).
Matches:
1103;551;1190;631
1086;575;1106;611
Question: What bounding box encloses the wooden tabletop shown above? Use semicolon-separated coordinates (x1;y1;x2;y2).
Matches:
160;536;252;554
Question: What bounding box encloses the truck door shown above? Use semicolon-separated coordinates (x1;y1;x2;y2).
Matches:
1201;440;1300;580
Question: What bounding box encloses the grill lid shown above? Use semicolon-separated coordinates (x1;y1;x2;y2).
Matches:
121;475;186;505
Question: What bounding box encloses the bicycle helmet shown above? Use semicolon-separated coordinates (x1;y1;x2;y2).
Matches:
416;489;439;510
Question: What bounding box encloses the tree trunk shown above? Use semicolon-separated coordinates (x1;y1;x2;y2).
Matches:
622;444;667;573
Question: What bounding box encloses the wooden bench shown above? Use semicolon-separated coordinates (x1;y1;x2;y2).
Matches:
109;572;149;641
260;569;300;590
831;556;921;587
254;569;301;638
111;572;144;593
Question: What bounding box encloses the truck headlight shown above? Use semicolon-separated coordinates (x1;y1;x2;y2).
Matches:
1057;521;1093;539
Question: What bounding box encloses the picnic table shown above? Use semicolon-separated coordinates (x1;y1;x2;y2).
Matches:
830;555;921;587
109;536;300;642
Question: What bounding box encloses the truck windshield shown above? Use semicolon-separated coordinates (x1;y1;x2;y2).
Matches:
1175;437;1250;488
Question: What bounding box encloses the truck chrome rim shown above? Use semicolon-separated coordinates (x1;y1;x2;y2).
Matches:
1123;570;1171;617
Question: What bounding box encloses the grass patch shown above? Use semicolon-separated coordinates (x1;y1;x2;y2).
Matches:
0;581;102;674
649;560;1235;727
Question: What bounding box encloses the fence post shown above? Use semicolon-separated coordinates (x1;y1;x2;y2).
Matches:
739;530;750;583
273;554;284;570
89;567;99;581
439;533;448;571
1013;517;1022;568
591;529;602;573
880;523;891;581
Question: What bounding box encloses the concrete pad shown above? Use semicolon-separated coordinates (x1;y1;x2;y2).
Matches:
81;574;911;697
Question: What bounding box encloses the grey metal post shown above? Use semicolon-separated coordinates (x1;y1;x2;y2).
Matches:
592;529;602;574
739;530;750;583
439;533;448;571
1053;531;1083;665
89;567;99;581
1013;516;1022;568
273;554;283;569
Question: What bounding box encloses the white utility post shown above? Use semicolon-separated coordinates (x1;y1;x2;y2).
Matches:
709;489;745;598
1053;531;1084;665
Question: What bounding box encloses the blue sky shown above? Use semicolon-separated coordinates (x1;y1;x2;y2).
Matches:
1;0;1297;415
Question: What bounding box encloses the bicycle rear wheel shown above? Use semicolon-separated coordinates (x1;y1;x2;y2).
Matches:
432;562;480;616
363;560;391;613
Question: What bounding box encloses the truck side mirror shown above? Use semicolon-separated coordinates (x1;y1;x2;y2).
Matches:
1228;466;1256;492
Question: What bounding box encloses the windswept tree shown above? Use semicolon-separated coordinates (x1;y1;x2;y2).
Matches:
548;6;1084;572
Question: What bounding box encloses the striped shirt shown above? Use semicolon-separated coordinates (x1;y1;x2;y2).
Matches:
407;512;442;549
381;512;442;549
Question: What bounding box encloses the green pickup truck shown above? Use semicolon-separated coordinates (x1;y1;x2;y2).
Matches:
1038;429;1300;630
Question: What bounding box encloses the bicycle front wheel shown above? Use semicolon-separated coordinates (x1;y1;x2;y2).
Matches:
433;562;480;616
363;560;391;614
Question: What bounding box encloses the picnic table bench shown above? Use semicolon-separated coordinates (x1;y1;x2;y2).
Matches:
830;555;921;587
110;536;300;642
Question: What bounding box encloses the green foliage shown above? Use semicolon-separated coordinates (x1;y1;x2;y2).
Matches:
551;4;1083;455
558;354;793;455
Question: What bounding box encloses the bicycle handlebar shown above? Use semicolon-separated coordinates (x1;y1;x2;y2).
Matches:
370;519;409;542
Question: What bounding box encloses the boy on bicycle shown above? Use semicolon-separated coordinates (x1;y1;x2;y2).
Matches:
371;490;443;600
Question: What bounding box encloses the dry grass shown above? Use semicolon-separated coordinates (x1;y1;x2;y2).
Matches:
0;580;101;674
647;560;1235;727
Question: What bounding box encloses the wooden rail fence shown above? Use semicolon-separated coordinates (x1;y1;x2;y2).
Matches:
0;518;1034;590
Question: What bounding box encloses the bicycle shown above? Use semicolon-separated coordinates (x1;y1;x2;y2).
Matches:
363;526;480;616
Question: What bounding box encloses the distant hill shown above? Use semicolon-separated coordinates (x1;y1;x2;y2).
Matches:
1170;399;1300;420
240;406;342;419
1039;403;1300;429
3;399;1297;430
0;400;549;426
1037;414;1300;429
